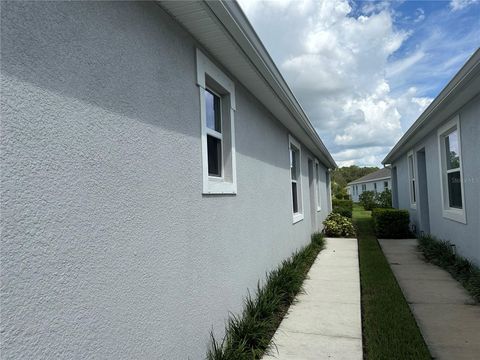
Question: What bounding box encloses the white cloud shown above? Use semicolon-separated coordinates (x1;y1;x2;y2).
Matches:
387;50;425;77
450;0;479;11
237;0;439;166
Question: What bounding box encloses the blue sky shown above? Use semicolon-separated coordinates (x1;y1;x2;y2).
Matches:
238;0;479;166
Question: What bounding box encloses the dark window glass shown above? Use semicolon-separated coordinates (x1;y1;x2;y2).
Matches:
292;182;298;213
447;171;462;208
205;90;221;132
445;130;460;170
207;135;222;177
412;180;416;203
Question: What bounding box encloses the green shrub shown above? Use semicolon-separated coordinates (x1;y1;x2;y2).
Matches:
418;234;480;302
207;233;325;359
332;206;352;218
372;208;410;238
322;212;356;237
332;199;353;210
359;191;376;210
375;189;392;208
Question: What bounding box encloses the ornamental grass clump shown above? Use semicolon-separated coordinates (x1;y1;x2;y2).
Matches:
322;212;356;238
418;234;480;302
207;233;325;360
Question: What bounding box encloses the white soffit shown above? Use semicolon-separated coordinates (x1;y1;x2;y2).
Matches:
158;1;336;169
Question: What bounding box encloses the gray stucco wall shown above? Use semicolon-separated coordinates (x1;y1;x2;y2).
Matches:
0;2;331;359
392;95;480;266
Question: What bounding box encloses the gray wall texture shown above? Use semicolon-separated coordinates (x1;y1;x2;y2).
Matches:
392;95;480;266
0;2;331;359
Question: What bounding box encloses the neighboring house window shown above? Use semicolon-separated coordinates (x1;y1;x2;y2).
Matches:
408;151;416;208
374;183;377;193
361;184;366;192
384;181;389;190
289;136;303;223
438;116;466;223
315;160;321;211
196;49;237;194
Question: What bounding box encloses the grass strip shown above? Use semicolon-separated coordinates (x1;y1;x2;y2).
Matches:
354;204;431;360
207;233;325;360
418;234;480;302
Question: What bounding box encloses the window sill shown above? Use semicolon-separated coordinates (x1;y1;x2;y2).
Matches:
410;204;417;210
316;208;321;212
203;179;237;195
442;209;466;224
293;213;304;224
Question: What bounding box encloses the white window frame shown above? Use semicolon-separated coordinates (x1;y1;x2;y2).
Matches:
289;135;304;223
437;116;466;224
407;150;416;209
314;159;321;211
361;184;366;192
384;181;389;190
197;49;237;194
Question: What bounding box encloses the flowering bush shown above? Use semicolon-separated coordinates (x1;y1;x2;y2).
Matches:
322;212;356;238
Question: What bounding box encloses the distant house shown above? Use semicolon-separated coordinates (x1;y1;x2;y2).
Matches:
383;49;479;266
0;1;336;359
348;168;391;202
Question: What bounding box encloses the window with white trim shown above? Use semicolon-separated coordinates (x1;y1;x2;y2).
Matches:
384;181;389;190
315;160;321;211
361;184;366;192
374;183;377;193
197;49;237;194
407;151;416;208
438;116;466;223
289;136;303;223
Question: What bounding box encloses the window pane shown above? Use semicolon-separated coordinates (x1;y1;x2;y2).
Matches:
412;179;416;203
205;90;221;132
447;171;462;208
445;130;460;170
292;182;298;213
409;156;414;176
207;135;222;177
290;148;298;180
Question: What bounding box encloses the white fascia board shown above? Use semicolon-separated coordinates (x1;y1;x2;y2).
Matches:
347;176;391;186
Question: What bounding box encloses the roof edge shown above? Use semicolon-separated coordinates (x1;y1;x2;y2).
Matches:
347;176;391;186
383;48;480;165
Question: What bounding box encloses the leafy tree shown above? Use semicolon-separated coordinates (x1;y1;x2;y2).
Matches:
375;189;392;208
331;165;379;199
359;191;376;210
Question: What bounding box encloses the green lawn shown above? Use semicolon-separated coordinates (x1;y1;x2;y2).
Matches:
354;204;431;360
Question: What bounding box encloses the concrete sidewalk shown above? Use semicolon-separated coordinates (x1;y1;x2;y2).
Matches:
379;239;480;360
263;237;362;360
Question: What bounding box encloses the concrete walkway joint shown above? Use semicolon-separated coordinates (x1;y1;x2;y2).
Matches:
263;237;363;360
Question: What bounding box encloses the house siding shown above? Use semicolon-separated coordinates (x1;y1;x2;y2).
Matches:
391;94;480;266
349;179;391;202
0;2;331;360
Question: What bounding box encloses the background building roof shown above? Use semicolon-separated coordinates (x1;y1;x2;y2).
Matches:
348;168;391;185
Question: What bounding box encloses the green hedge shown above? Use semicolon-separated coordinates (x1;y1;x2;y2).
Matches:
332;199;353;210
418;235;480;302
372;208;410;238
332;206;352;218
